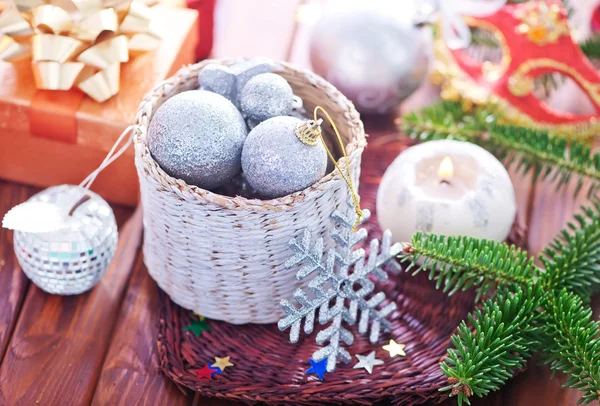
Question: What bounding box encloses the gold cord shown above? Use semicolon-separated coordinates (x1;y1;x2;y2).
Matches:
312;106;363;231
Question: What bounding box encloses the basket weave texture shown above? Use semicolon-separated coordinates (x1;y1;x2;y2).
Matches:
134;59;366;324
156;134;527;405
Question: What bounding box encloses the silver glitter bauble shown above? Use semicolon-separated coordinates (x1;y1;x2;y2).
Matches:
241;116;327;199
310;9;429;114
239;73;293;123
148;90;248;190
198;64;237;101
198;59;275;107
12;185;118;295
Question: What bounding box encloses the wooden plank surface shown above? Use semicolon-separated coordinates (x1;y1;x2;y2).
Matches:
91;254;188;405
0;183;35;363
0;1;596;405
0;206;142;405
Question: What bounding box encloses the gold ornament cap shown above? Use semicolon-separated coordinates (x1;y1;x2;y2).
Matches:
295;118;323;146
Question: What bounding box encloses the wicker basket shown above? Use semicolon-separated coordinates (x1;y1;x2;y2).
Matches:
133;58;366;324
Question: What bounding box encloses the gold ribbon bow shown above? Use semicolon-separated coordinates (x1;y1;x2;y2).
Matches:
0;0;161;102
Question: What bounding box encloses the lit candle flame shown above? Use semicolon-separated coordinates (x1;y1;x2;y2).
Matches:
438;156;454;181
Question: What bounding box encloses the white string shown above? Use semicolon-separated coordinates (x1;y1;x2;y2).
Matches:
79;124;140;190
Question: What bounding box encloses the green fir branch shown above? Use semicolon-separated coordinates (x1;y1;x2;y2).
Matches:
540;290;600;404
440;284;544;405
401;100;490;143
400;233;537;301
539;202;600;299
580;35;600;61
470;28;501;49
401;101;600;197
400;223;600;404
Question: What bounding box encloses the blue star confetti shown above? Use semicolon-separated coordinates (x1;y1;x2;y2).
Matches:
209;364;223;375
306;358;328;381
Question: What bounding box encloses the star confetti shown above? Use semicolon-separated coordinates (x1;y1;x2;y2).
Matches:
212;356;234;372
353;351;384;374
383;340;406;357
306;358;328;381
183;317;211;337
196;364;219;379
208;364;222;375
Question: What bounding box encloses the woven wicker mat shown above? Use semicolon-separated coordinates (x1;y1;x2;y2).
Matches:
157;134;525;405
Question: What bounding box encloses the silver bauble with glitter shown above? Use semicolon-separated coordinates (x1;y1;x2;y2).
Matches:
242;116;327;199
12;185;118;295
148;90;248;190
198;59;275;107
309;8;428;114
240;73;293;123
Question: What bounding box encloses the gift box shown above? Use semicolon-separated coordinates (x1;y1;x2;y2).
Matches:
0;5;199;206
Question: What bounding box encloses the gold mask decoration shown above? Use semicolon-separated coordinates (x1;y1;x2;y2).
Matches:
0;0;161;102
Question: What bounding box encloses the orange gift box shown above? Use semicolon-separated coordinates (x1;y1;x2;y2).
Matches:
0;5;199;206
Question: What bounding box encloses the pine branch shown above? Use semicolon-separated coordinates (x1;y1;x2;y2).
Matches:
399;233;537;301
540;290;600;404
580;35;600;61
401;101;600;197
539;201;600;299
470;28;501;48
440;284;544;405
401;100;491;143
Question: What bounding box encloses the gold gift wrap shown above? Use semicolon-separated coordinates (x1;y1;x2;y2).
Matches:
0;0;161;102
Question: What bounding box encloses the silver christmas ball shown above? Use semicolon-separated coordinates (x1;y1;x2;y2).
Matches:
198;64;237;102
12;185;118;295
148;90;248;190
242;116;327;199
198;59;275;107
310;9;428;114
239;73;293;123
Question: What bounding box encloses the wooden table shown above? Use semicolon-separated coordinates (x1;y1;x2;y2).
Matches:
0;1;598;405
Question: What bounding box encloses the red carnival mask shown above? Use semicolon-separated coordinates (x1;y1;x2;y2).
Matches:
433;0;600;140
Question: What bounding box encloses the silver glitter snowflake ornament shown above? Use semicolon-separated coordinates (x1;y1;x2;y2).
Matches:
278;199;402;372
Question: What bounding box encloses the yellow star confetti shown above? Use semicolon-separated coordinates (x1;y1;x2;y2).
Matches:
212;356;234;372
383;340;406;357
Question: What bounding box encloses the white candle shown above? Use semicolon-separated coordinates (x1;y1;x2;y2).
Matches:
377;140;516;243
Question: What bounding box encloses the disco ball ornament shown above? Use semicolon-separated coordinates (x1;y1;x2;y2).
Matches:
11;185;118;295
309;9;429;114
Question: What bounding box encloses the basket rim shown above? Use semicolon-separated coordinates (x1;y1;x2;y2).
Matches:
133;58;367;211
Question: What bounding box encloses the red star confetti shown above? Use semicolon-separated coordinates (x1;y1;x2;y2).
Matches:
196;364;219;379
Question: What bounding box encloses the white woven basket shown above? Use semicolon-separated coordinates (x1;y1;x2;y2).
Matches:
134;58;366;324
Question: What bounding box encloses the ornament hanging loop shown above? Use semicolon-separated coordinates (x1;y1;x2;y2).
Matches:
296;105;363;231
79;124;138;190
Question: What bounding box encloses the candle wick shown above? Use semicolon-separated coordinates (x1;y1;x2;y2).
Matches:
68;195;92;216
439;179;451;186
